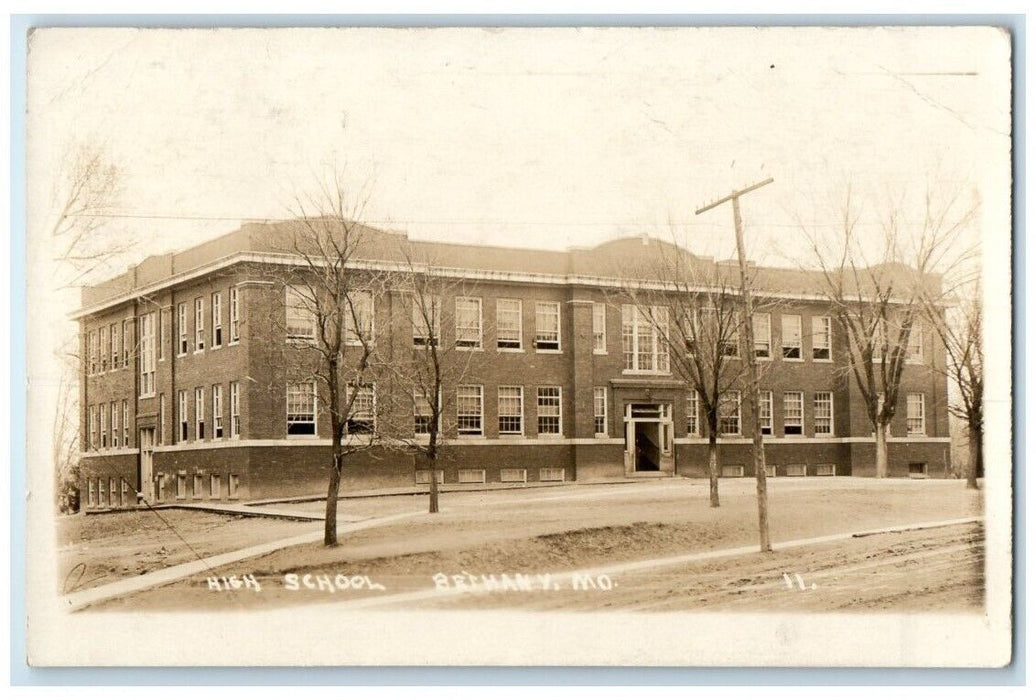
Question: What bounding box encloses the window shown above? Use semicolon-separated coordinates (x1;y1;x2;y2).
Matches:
138;312;156;397
908;462;928;477
110;322;120;369
158;394;165;445
759;391;773;436
228;474;240;498
88;479;95;506
194;297;205;351
110;402;119;448
682;309;699;355
907;393;926;435
454;297;483;349
343;291;374;345
720;465;744;478
593;387;608;436
121;399;129;447
812;316;832;361
456;385;484;436
212;384;224;438
720;314;739;358
211;292;223;348
87;405;96;450
412;295;441;346
534;302;561;351
753;313;771;359
496;299;522;350
817;464;836;477
814;391;833;436
907;323;923;362
786;464;807;477
229;287;240;343
285;286;315;341
498;386;524;435
177;302;188;355
122;319;131;368
287;381;317;436
157;309;166;361
413;389;437;436
686;392;699;436
195;387;205;440
621;305;670;372
783;391;804;435
100;326;108;372
100;405;108;449
781;315;802;359
193;474;204;499
178;391;188;441
719;391;741;436
176;473;186;500
229;382;240;437
592;303;607;353
210;474;222;498
88;330;97;374
347;384;375;434
536;387;562;436
121;479;129;506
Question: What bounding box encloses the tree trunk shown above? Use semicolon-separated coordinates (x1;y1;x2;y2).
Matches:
324;441;343;546
429;458;440;513
875;422;889;479
966;421;981;490
707;433;720;508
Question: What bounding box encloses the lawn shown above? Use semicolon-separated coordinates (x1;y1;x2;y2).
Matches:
57;509;318;594
89;477;983;610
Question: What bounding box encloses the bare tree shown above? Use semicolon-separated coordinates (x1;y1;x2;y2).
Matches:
919;276;983;489
613;237;744;508
257;177;385;546
800;187;977;478
375;246;486;514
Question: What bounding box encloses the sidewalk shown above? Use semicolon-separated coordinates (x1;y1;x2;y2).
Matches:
63;510;424;611
244;475;679;507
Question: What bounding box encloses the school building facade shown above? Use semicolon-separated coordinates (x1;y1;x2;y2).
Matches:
74;220;951;508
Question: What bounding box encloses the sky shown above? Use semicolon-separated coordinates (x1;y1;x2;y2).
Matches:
26;26;1010;270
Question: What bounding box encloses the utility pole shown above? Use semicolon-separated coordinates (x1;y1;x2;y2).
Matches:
696;177;774;553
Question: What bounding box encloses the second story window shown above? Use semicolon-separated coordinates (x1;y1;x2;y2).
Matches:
812;316;832;361
592;303;607;353
454;297;482;349
534;302;561;351
285;286;316;341
907;323;924;362
593;386;608;436
110;322;120;369
229;287;240;343
753;313;771;359
88;330;98;375
412;295;441;347
212;292;223;348
229;381;241;437
177;303;188;355
194;297;205;351
621;304;670;373
138;312;156;398
343;291;374;346
496;299;522;350
100;326;108;372
781;314;802;360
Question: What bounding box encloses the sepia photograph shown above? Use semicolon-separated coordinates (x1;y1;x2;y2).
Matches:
22;23;1014;668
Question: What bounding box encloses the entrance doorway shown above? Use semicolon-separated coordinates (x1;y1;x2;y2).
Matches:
623;403;674;475
139;427;156;503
